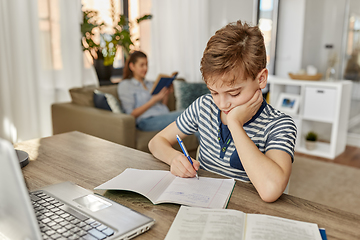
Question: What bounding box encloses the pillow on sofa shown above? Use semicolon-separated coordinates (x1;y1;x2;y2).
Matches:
69;86;97;107
93;90;123;113
69;85;120;107
173;80;210;110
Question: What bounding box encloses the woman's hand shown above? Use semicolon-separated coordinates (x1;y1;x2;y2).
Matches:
169;153;200;178
151;87;169;103
131;87;170;118
227;89;263;126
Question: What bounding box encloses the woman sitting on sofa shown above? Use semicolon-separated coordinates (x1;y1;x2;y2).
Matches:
118;51;182;131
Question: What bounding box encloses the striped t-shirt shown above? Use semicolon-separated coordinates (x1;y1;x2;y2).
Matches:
176;94;297;182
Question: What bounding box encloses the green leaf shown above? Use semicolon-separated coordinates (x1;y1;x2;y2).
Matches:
80;8;152;66
136;14;152;23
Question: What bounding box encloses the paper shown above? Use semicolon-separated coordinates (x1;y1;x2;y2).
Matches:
95;168;235;209
165;206;323;240
165;206;245;240
245;214;323;240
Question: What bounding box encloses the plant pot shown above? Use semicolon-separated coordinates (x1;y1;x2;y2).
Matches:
93;59;113;84
305;140;317;150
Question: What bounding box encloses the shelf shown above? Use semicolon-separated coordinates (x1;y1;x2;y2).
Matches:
296;142;332;159
268;76;352;159
301;116;333;124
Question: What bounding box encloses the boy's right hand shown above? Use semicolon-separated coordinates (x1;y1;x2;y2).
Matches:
227;89;263;126
170;153;200;178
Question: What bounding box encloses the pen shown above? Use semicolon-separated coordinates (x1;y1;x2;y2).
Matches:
176;135;199;179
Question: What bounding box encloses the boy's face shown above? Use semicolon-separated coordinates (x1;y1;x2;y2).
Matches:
207;69;267;115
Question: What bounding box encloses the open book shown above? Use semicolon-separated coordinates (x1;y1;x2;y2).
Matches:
94;168;235;209
150;72;178;95
165;206;325;240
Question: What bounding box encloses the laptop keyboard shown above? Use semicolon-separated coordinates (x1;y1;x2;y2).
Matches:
30;191;115;240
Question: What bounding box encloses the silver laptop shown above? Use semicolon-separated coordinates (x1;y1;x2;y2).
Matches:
0;139;155;240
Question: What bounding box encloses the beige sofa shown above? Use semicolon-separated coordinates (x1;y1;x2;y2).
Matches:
51;84;199;157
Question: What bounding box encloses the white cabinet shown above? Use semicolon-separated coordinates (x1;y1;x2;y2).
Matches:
268;75;352;159
303;87;337;122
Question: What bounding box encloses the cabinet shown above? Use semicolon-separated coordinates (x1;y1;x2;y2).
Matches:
268;75;352;159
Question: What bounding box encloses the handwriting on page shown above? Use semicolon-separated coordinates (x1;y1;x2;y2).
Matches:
95;168;235;209
164;191;210;203
158;177;233;208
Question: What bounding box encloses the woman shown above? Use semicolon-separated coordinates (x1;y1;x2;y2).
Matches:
118;51;182;131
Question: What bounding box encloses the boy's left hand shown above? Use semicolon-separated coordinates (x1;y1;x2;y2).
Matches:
227;89;263;126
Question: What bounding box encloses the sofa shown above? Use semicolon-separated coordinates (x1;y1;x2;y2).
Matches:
51;83;200;157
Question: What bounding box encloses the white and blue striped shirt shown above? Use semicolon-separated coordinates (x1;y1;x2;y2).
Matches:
176;94;297;182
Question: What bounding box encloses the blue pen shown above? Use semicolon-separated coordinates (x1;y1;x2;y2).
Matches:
176;135;199;179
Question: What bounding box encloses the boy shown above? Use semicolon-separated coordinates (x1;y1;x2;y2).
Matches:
148;21;297;202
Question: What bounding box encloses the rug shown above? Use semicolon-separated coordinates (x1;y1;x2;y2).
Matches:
289;156;360;215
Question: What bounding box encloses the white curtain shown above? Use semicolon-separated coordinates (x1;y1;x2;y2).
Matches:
147;0;210;83
0;0;98;143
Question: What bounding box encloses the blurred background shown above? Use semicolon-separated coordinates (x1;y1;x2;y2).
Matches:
0;0;359;148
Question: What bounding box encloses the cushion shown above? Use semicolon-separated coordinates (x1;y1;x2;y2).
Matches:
69;84;120;108
93;90;123;113
97;84;119;100
69;86;97;107
173;80;210;110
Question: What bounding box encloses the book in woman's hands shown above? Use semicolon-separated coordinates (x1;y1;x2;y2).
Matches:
151;72;178;95
94;168;235;209
165;206;325;240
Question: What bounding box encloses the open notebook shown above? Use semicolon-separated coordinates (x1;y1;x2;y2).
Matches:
95;168;235;209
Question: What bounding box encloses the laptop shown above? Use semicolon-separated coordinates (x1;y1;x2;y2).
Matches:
0;139;155;240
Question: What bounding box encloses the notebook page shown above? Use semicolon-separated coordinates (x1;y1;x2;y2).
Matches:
244;214;322;240
157;177;235;208
165;206;245;240
94;168;175;204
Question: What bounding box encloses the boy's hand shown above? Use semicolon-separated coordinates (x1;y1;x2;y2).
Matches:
169;153;200;178
227;89;263;126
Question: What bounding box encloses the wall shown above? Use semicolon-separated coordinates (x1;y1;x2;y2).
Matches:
301;0;347;78
208;0;256;36
275;0;306;77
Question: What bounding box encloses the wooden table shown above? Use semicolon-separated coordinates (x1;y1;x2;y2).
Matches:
15;131;360;240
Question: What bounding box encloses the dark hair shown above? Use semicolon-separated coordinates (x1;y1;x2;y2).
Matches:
200;20;266;85
123;51;147;79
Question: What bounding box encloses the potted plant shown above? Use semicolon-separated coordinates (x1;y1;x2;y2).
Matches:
81;8;152;82
305;131;318;150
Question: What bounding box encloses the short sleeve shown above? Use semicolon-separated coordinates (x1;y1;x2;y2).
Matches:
176;95;203;135
265;115;297;161
118;81;135;115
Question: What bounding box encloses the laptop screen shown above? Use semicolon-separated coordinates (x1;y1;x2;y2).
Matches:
0;139;42;240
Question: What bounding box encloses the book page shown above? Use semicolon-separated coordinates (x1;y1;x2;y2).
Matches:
94;169;175;204
245;214;322;240
157;177;235;208
165;206;245;240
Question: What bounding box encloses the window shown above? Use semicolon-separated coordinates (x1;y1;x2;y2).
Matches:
343;13;360;81
38;0;62;70
257;0;279;75
81;0;124;69
81;0;151;73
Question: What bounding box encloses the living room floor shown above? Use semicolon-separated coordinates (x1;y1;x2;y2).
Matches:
296;145;360;169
